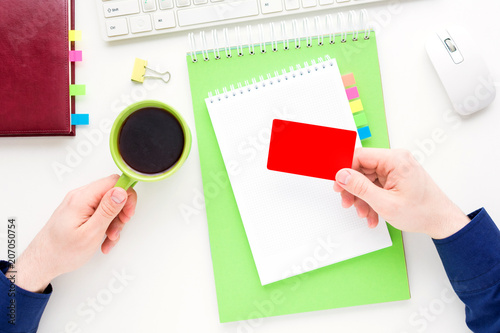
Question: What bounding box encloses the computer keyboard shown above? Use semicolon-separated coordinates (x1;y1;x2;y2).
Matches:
97;0;385;41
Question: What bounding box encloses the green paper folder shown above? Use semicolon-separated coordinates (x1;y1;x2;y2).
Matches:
186;27;410;323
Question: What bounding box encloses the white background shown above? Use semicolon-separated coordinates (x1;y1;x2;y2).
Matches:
1;0;499;332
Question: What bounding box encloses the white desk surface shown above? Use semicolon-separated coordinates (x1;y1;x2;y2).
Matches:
1;0;499;332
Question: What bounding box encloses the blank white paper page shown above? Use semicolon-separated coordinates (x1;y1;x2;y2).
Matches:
206;59;392;285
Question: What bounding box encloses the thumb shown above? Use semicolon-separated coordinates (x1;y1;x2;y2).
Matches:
335;169;386;211
87;187;128;233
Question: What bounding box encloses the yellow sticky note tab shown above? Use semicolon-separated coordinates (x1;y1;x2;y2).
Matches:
350;99;363;113
69;30;82;41
131;58;148;83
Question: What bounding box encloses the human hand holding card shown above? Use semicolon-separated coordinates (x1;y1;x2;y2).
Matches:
267;119;357;180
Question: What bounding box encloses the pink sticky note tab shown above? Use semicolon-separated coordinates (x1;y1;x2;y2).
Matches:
69;50;82;62
346;87;360;100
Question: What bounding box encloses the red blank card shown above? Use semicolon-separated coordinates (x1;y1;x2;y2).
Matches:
267;119;357;180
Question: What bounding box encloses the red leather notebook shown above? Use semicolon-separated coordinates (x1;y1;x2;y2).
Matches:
0;0;76;136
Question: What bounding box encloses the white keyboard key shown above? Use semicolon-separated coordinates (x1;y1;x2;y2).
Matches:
154;11;176;29
194;0;208;3
159;0;174;8
103;0;140;18
261;0;282;14
130;15;153;33
301;0;317;7
211;0;224;2
176;0;191;6
284;0;299;9
336;0;350;2
142;0;156;12
178;0;259;27
105;17;129;36
319;0;333;4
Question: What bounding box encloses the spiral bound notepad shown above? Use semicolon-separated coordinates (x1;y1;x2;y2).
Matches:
186;10;410;323
206;59;392;285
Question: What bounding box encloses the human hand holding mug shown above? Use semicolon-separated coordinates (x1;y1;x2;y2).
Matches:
7;175;137;293
7;101;191;293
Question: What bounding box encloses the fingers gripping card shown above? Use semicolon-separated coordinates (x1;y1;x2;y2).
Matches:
267;119;357;180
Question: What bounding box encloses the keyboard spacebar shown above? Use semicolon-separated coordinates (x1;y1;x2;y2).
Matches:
177;0;259;27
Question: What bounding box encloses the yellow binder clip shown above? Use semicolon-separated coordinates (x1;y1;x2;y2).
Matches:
131;58;171;83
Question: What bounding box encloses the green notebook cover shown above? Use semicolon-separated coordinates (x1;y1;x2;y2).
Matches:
186;31;410;323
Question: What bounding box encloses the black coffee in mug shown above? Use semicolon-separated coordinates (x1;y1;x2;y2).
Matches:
118;107;185;174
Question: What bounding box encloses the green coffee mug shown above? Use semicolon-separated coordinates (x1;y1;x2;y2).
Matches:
110;100;192;190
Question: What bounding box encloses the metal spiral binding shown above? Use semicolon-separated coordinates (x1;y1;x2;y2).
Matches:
270;23;278;52
326;14;335;44
292;20;300;49
207;57;337;103
223;28;232;58
188;32;197;62
304;18;312;48
200;31;209;61
361;9;371;40
259;24;266;53
315;16;324;46
212;29;221;60
247;25;255;55
338;12;347;43
189;10;372;62
348;10;359;41
236;26;244;57
281;21;289;50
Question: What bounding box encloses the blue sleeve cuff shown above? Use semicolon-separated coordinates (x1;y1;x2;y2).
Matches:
433;208;500;293
0;260;52;333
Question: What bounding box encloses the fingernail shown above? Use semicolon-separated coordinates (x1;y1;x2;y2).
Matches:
336;170;351;185
111;189;127;204
114;230;120;240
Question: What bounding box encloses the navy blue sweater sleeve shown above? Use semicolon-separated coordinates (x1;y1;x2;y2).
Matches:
433;208;500;332
0;261;52;333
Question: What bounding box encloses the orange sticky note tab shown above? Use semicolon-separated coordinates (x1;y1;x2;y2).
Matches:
350;99;363;113
69;30;82;41
342;73;356;88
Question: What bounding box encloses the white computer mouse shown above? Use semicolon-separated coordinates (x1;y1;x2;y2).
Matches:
426;26;496;115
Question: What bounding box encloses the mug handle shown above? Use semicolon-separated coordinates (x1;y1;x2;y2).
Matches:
115;174;138;190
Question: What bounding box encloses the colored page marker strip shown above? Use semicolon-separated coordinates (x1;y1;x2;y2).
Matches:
349;99;363;113
70;84;86;96
342;73;356;88
69;50;82;62
69;30;82;41
353;112;369;128
357;126;372;140
345;87;359;100
71;114;89;125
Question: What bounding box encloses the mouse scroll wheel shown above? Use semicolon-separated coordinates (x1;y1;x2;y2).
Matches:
444;38;457;52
